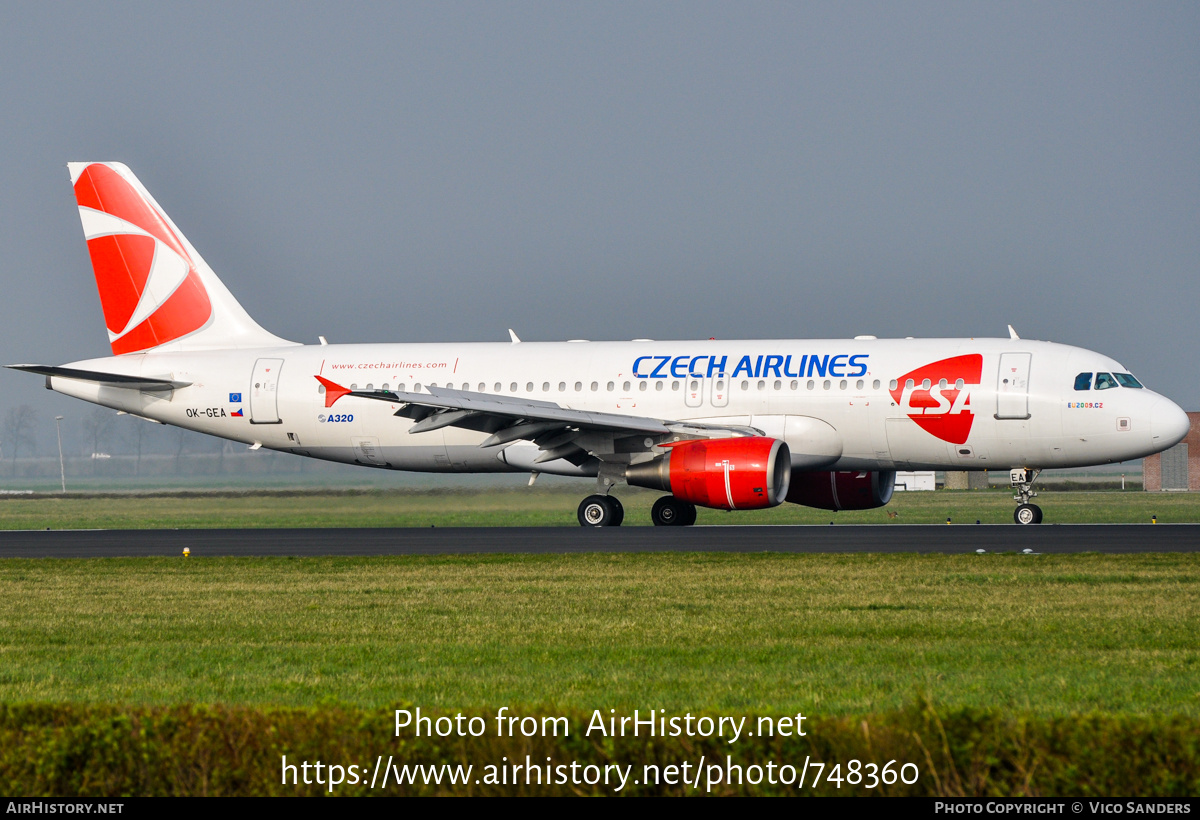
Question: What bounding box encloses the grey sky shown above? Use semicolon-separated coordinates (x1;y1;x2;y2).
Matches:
2;1;1197;445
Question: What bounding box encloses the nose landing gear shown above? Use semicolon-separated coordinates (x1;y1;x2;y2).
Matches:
1010;468;1043;525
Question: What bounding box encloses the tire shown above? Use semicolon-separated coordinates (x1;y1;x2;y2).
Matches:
578;494;617;527
679;501;697;526
606;495;625;527
652;496;693;526
1014;503;1042;525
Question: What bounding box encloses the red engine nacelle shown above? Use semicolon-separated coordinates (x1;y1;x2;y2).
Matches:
625;437;791;510
785;470;896;511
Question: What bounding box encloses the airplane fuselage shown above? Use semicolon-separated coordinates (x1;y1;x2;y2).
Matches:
49;336;1184;477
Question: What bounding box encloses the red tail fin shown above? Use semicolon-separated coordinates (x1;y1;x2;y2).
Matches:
73;163;212;354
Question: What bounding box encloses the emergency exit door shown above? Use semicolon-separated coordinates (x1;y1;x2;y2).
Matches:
250;358;284;424
995;353;1031;420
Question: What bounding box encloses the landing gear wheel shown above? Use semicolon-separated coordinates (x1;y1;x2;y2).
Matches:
578;494;621;527
1014;503;1043;525
652;496;697;526
607;496;625;527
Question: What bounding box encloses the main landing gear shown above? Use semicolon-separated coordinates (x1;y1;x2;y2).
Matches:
578;494;624;527
576;494;698;527
1010;468;1043;525
651;496;697;527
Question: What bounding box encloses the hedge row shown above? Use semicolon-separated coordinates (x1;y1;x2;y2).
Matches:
1;701;1196;796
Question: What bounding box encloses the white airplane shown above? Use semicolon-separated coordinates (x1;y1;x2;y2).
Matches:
9;163;1191;526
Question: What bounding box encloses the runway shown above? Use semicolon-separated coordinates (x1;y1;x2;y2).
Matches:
0;524;1197;558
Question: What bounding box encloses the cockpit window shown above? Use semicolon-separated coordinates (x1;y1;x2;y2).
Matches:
1115;373;1143;389
1074;373;1092;391
1094;372;1118;390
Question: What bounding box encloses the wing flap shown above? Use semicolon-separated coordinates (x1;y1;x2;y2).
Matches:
314;376;763;459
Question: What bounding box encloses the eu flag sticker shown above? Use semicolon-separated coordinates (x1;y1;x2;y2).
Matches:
229;392;242;403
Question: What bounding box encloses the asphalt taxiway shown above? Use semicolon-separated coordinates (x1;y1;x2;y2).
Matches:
0;524;1196;558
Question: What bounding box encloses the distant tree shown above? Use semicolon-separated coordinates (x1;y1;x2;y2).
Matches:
3;405;38;476
120;415;160;477
171;426;189;474
81;409;116;473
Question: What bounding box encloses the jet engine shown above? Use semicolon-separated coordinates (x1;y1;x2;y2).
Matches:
625;437;791;510
785;470;896;511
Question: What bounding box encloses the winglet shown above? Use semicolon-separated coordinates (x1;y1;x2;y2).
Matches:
1008;324;1020;340
315;375;352;408
508;329;521;343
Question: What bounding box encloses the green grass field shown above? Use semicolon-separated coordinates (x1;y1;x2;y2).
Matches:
1;552;1196;716
1;486;1196;528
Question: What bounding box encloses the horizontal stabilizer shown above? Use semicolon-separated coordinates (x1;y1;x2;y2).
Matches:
6;364;190;392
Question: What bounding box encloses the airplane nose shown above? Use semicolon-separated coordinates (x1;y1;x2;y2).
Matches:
1150;399;1190;450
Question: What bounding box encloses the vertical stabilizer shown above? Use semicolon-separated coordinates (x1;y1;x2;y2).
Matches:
68;162;295;354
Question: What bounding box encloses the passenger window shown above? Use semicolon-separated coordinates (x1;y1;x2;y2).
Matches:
574;382;582;392
856;380;864;390
542;382;550;392
807;380;815;390
495;382;502;392
350;383;358;390
790;380;798;390
590;382;598;391
639;382;647;392
1115;373;1143;389
690;380;699;391
671;381;679;391
623;381;631;392
1095;373;1118;390
382;383;389;391
839;380;847;390
559;382;566;392
773;380;782;390
607;381;615;391
396;384;405;392
525;382;533;392
655;381;664;391
889;379;898;391
412;383;420;392
1074;373;1092;391
823;380;831;390
757;380;765;390
954;379;964;390
741;380;749;390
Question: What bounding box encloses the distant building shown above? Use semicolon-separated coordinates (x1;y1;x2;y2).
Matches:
894;471;936;491
1143;411;1200;491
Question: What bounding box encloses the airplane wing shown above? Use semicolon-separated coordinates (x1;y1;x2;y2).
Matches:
316;376;759;465
6;364;191;392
